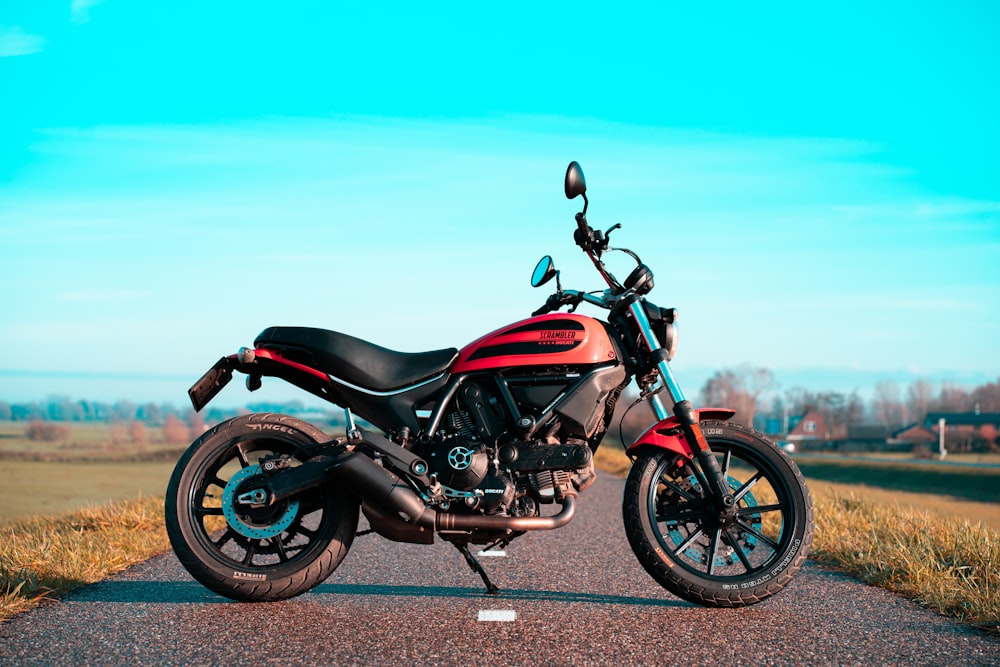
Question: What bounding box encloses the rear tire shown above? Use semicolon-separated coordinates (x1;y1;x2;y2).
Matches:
165;413;359;602
623;419;813;607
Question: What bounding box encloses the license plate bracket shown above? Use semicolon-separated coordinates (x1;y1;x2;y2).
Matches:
188;357;235;411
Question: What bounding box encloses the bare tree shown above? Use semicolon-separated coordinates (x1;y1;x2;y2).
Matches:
936;383;970;412
872;381;904;431
970;379;1000;412
699;365;775;427
906;379;934;425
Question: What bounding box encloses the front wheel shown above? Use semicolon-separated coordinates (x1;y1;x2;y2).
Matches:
623;419;813;607
165;413;359;602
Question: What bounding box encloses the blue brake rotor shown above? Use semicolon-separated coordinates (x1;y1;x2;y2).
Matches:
221;464;300;540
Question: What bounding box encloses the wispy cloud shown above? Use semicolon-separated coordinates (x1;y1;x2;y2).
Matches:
0;25;46;57
71;0;104;24
56;288;149;303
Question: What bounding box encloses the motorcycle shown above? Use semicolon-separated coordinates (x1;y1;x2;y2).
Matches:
165;161;814;608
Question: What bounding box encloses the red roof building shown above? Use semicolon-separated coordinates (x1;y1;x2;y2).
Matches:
787;409;831;441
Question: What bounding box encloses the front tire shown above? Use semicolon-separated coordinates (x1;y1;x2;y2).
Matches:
165;413;359;602
623;419;813;607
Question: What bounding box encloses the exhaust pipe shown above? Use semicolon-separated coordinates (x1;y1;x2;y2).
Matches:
328;450;576;533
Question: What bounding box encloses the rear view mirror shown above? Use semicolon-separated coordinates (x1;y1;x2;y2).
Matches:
564;161;587;200
531;255;557;287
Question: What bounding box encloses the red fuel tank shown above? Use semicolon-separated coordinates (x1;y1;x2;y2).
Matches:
452;314;618;374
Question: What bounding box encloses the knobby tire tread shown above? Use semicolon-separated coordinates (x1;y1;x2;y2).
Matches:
622;419;814;608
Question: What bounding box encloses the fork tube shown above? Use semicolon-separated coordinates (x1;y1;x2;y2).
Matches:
627;300;684;416
629;299;735;510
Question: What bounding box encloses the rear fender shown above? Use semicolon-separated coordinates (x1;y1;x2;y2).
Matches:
625;408;737;459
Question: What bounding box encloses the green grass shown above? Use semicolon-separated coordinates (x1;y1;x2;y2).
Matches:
0;460;177;525
0;421;183;525
0;421;186;463
791;456;1000;504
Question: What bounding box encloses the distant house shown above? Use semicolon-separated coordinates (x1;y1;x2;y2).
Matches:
922;411;1000;452
847;424;890;442
787;409;831;441
893;423;938;447
923;411;1000;431
891;411;1000;453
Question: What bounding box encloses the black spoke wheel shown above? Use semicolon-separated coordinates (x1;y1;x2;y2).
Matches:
165;413;358;602
623;419;813;607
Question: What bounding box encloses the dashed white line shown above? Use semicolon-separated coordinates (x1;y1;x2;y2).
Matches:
477;610;517;622
476;550;507;557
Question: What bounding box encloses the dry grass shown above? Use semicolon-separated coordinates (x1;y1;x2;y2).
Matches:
0;495;169;621
812;491;999;635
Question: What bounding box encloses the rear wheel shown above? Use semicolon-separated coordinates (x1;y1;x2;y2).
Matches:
623;419;813;607
165;413;359;601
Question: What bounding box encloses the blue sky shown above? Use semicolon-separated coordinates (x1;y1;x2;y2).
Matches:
1;1;998;407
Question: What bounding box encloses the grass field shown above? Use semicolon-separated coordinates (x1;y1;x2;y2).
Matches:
0;421;183;525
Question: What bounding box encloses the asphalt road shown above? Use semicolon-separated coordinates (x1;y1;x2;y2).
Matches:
2;475;998;666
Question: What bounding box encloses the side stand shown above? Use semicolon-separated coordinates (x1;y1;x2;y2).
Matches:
453;542;500;595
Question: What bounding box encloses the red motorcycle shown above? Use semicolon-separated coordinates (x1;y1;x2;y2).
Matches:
166;162;814;607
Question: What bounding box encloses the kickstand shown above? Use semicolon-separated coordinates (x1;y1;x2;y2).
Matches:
453;542;500;595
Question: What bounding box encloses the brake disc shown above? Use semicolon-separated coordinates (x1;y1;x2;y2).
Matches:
663;474;761;567
221;464;300;539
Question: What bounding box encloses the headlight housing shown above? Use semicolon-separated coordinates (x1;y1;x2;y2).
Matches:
644;303;679;361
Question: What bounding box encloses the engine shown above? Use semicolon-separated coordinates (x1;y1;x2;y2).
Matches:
417;380;597;518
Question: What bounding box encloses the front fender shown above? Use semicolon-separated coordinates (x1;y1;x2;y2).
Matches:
625;408;736;458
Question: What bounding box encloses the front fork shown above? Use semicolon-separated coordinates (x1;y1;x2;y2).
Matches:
628;301;736;512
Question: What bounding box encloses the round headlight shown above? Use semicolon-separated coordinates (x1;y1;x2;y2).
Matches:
662;321;679;361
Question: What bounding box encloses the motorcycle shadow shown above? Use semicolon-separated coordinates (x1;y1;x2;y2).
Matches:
315;583;687;608
67;580;686;608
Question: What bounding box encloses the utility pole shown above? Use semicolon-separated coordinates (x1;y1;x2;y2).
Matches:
938;417;947;460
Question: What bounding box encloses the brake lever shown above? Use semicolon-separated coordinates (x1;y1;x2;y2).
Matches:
603;223;622;243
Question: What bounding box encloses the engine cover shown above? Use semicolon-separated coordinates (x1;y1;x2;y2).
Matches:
427;439;489;489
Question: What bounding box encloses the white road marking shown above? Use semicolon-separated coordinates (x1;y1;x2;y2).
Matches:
476;550;507;557
478;610;517;622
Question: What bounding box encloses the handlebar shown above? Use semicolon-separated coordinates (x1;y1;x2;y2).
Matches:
532;289;614;316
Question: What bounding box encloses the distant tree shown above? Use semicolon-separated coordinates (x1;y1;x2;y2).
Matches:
0;402;11;421
970;378;1000;413
782;387;816;419
935;384;970;412
112;400;138;423
906;379;935;424
26;419;71;442
700;365;775;427
162;414;190;444
11;402;42;421
128;420;148;447
109;421;127;446
137;402;163;425
185;408;206;435
873;381;905;431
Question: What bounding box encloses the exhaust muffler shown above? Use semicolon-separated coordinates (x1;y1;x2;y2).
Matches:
328;450;576;533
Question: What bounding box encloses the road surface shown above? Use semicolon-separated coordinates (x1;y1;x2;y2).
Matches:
2;475;997;665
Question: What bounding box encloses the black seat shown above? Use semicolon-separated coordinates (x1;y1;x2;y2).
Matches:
254;326;458;392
